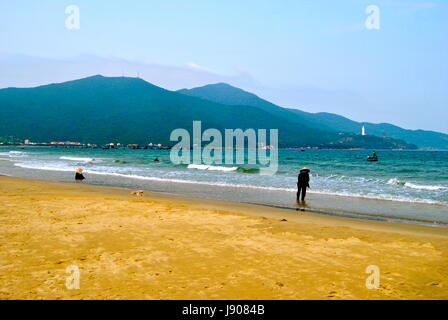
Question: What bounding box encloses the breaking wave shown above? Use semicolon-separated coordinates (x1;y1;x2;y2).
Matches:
0;151;27;157
187;164;238;172
60;156;94;162
387;178;448;191
186;164;260;174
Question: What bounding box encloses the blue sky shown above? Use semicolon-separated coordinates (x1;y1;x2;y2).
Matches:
1;0;447;133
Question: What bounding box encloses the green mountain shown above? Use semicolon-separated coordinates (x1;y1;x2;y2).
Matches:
178;83;447;149
288;110;448;150
178;83;332;131
0;75;415;149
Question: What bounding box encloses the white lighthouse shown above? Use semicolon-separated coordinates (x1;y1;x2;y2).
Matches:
362;126;366;136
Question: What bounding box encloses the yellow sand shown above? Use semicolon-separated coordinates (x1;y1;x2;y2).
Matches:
0;176;447;300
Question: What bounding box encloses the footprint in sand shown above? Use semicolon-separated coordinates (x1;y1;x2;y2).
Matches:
428;282;439;286
275;282;284;287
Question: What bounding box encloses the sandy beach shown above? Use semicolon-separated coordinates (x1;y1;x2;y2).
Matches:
0;176;447;300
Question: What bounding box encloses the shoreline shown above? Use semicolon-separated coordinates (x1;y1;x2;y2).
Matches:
23;176;448;236
4;175;447;234
3;161;448;227
1;176;448;299
0;148;448;214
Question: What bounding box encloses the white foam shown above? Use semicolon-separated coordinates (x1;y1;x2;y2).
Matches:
308;189;443;205
60;156;94;162
14;162;73;172
0;151;27;157
387;178;447;191
387;178;404;186
404;182;447;191
187;164;209;170
187;164;238;172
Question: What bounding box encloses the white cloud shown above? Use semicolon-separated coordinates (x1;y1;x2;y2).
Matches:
185;62;216;74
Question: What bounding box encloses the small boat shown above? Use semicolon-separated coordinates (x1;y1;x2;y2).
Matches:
367;151;378;162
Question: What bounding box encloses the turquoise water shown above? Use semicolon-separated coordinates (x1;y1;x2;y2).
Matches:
1;147;447;224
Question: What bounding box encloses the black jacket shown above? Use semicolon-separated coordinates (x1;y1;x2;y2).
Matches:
297;171;310;188
75;172;85;180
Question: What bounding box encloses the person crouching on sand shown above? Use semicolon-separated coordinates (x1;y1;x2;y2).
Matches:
75;168;85;181
297;167;310;201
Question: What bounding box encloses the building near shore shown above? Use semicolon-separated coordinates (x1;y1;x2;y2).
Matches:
50;141;81;145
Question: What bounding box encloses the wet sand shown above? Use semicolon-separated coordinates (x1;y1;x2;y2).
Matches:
0;176;447;299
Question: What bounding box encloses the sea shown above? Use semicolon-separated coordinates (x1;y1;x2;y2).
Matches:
1;147;447;227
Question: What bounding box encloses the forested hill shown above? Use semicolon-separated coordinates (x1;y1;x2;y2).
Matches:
0;75;417;149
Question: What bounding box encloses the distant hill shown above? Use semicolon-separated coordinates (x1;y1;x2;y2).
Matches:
288;110;448;150
178;83;447;149
178;83;333;131
0;75;416;149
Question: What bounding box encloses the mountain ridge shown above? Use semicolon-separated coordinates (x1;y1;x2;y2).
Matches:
0;75;417;149
178;83;448;149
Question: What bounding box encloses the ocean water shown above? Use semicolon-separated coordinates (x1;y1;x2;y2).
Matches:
1;147;447;225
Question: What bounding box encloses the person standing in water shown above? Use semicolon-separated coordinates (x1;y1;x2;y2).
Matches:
75;168;85;181
297;167;310;201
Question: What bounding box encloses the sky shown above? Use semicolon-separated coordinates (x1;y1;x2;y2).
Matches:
0;0;447;133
